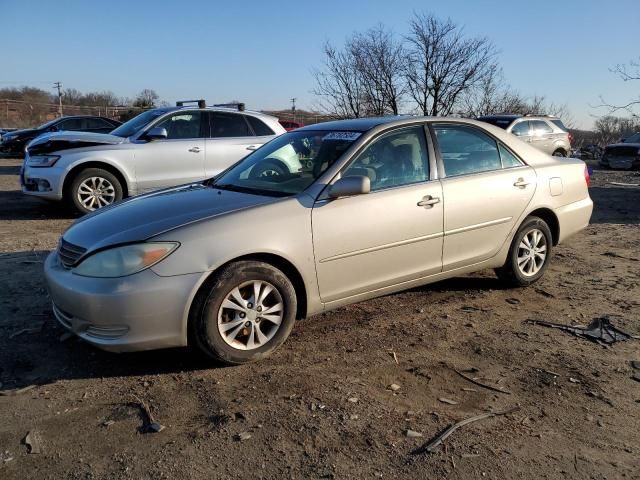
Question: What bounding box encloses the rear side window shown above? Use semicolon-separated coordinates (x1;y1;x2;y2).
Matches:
511;121;530;137
433;124;502;177
499;143;523;168
246;116;275;136
58;118;85;130
211;112;252;138
531;120;553;135
550;119;567;131
85;118;112;129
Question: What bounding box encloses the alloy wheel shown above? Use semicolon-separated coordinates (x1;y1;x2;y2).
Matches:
517;228;547;277
77;176;116;211
217;280;284;351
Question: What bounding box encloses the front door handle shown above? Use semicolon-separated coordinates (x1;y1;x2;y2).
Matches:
417;195;441;208
246;145;258;151
513;177;529;188
188;147;201;153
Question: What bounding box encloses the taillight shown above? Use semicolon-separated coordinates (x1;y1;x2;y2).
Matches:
568;132;573;146
584;165;590;187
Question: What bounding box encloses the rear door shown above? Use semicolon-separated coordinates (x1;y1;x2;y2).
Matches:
431;123;535;270
204;112;267;177
530;120;554;154
312;125;443;303
132;110;206;193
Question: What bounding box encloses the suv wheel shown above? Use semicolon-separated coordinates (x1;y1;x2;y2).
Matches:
191;260;297;365
68;168;123;214
495;216;553;287
552;149;566;157
249;159;288;179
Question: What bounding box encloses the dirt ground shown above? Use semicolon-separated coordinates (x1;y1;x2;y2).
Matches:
0;157;638;480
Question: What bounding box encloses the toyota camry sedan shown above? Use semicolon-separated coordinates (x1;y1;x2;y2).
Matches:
45;116;593;364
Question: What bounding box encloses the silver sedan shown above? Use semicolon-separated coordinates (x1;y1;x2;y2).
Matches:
44;116;593;364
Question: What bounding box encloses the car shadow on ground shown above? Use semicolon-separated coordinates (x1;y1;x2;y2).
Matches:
589;186;640;224
0;165;21;176
0;190;78;220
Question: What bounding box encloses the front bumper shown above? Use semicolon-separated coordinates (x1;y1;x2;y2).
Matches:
21;163;65;200
44;251;203;352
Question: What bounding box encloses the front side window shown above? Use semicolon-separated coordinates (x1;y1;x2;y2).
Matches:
211;112;251;138
153;112;202;139
212;130;360;197
433;124;502;177
511;121;531;137
342;126;429;191
531;120;553;135
58;118;85;130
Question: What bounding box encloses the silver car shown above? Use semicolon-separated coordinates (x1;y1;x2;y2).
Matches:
478;114;572;157
44;116;593;364
21;103;286;213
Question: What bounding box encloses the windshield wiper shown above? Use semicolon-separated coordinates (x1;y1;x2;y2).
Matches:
213;183;290;197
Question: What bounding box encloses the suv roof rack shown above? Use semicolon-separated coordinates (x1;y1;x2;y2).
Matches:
213;102;246;112
524;113;556;117
176;99;206;108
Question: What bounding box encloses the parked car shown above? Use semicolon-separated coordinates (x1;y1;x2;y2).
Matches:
45;116;593;364
279;120;304;131
477;114;572;157
21;101;285;213
599;132;640;170
0;116;121;156
578;144;603;160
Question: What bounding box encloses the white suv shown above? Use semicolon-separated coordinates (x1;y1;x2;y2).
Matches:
21;101;287;213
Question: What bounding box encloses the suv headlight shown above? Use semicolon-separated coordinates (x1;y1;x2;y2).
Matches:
73;242;179;278
27;155;60;167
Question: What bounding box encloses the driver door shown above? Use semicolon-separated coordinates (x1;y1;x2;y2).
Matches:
133;111;206;193
312;125;444;304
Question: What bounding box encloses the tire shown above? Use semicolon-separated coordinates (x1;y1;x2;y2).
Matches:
67;168;123;214
495;216;553;287
191;260;297;365
552;149;566;157
249;159;288;179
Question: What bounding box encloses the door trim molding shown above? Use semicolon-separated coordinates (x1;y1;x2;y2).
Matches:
444;216;512;236
319;232;444;263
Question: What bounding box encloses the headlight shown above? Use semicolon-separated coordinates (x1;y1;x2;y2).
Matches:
27;155;60;167
3;134;17;141
73;242;179;278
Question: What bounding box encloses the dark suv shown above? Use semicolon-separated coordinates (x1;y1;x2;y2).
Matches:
0;115;121;156
477;114;572;157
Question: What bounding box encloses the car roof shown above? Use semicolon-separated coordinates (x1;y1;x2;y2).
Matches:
149;106;277;120
298;116;407;132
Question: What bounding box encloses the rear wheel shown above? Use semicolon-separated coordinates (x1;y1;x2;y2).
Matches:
495;216;553;287
552;149;566;157
191;260;297;365
67;168;123;214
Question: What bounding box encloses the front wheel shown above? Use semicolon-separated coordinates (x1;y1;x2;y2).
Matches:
495;216;553;287
191;260;297;365
552;149;566;157
68;168;123;214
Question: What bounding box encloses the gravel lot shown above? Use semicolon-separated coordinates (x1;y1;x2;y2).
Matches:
0;157;638;479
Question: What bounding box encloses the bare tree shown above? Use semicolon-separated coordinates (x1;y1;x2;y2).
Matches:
404;13;498;116
596;57;640;115
593;115;640;144
350;25;405;115
133;89;160;108
312;42;365;118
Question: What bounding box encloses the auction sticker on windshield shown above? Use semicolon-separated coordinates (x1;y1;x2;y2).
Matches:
322;132;362;141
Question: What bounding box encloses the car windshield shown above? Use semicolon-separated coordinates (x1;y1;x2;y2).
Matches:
623;133;640;143
37;118;61;129
110;110;167;138
211;130;361;197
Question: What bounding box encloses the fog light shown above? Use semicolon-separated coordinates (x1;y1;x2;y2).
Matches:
37;179;51;191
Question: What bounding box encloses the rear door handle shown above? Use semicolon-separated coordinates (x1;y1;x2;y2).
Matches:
246;145;258;151
513;177;530;188
417;195;441;208
188;147;201;153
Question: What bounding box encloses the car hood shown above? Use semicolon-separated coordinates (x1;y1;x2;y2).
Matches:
4;128;37;138
62;183;278;253
27;131;126;155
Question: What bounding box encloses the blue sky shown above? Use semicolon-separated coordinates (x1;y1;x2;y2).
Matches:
1;0;638;128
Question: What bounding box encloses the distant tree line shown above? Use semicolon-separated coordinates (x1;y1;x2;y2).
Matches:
312;12;573;124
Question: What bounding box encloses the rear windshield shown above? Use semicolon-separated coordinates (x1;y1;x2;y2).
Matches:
477;117;514;130
550;119;568;131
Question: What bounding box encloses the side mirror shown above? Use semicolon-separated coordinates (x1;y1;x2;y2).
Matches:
48;126;58;132
146;127;168;140
328;175;370;199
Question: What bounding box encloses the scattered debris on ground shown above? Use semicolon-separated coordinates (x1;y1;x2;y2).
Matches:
23;431;42;454
453;368;511;395
526;316;637;345
413;407;519;455
131;395;165;434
